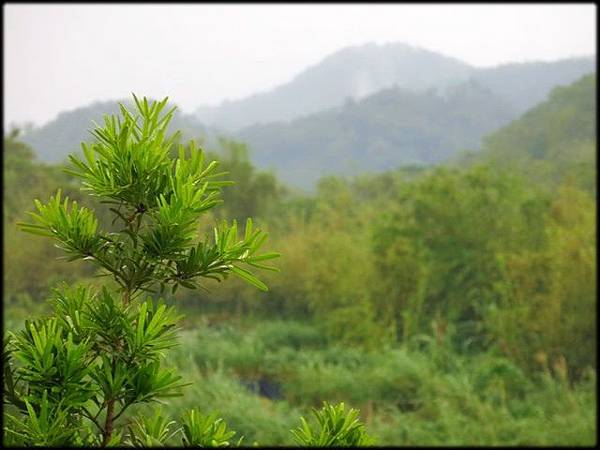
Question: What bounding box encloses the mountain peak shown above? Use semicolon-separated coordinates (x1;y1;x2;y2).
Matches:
194;42;474;130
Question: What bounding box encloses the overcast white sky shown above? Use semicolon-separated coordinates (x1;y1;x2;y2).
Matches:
3;3;597;128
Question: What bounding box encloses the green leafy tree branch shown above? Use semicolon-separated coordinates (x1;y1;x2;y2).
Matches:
4;95;280;447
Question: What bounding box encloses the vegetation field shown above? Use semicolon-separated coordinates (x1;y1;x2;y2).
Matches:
3;74;596;446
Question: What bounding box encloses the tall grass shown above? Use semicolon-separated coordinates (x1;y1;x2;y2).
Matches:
161;319;596;446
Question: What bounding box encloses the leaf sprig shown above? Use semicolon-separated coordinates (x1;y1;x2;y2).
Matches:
291;402;376;447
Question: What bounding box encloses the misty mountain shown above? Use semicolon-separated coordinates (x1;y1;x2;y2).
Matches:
194;42;474;130
470;57;597;114
236;80;517;189
19;99;216;163
17;42;595;190
195;42;595;131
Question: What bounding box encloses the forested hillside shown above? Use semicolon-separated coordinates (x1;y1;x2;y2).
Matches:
4;75;596;445
472;73;596;194
237;80;515;188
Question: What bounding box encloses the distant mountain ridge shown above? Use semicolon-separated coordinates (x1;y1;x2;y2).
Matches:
195;42;474;130
17;42;596;189
194;42;595;130
236;79;517;189
470;57;597;114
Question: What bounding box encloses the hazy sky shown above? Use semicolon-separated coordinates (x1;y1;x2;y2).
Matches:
3;3;596;128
